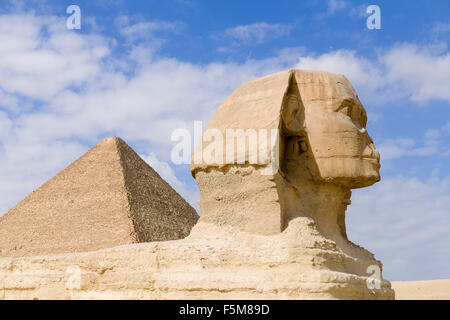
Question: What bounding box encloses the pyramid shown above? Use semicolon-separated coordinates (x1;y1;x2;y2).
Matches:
0;137;199;257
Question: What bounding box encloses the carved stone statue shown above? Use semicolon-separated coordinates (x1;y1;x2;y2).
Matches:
189;69;394;298
191;69;380;237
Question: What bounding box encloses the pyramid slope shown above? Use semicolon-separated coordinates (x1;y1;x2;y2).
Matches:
115;138;199;242
0;137;198;257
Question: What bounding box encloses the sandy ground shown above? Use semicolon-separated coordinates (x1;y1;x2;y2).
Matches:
392;279;450;300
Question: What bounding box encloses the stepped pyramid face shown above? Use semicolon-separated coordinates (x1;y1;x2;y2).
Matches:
0;137;199;257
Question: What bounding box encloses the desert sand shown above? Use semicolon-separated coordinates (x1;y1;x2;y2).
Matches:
392;280;450;300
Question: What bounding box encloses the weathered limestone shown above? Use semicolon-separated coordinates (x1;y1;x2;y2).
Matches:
0;70;395;299
0;137;199;257
0;224;393;300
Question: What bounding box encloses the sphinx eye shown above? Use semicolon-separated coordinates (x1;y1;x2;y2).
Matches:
339;106;350;116
336;99;354;117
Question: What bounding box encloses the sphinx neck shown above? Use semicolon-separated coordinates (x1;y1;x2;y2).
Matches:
280;176;351;242
191;167;352;241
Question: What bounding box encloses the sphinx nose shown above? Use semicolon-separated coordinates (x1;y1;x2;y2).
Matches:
360;128;380;161
372;147;380;161
363;144;376;159
362;143;379;161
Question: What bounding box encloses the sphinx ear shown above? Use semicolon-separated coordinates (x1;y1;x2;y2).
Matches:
281;74;305;135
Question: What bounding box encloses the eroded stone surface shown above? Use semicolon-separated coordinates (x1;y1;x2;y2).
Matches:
0;223;394;299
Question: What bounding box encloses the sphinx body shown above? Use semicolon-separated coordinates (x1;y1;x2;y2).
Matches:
186;69;393;299
0;70;394;300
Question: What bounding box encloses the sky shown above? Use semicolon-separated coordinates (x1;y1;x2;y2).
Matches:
0;0;449;281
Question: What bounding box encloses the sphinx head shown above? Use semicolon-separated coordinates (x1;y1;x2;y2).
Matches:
281;70;380;189
190;69;380;235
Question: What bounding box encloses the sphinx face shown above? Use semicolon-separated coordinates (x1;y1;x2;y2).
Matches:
281;75;380;189
303;95;380;188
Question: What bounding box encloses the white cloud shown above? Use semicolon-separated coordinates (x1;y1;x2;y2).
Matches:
377;124;449;161
443;121;450;134
0;12;448;215
0;12;299;216
348;4;369;19
0;111;12;139
0;13;109;101
296;49;382;101
0;88;21;112
295;43;450;104
432;22;450;35
347;174;450;280
382;43;450;103
315;0;349;19
326;0;348;15
377;138;415;160
115;15;182;43
221;22;292;46
424;129;440;140
0;137;86;216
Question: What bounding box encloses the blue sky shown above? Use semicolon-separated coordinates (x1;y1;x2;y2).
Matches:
0;0;449;281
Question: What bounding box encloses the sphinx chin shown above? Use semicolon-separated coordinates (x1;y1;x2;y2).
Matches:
316;157;381;189
326;175;380;189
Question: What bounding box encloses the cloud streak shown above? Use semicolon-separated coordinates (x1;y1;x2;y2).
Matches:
377;124;449;161
218;22;292;49
0;12;300;213
295;43;450;104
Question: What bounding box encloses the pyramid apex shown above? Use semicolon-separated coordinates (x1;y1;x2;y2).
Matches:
98;136;125;146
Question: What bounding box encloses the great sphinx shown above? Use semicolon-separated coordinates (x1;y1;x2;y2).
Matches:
186;69;393;299
0;69;394;300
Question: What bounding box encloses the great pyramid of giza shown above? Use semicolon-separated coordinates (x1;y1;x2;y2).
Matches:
0;137;199;257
